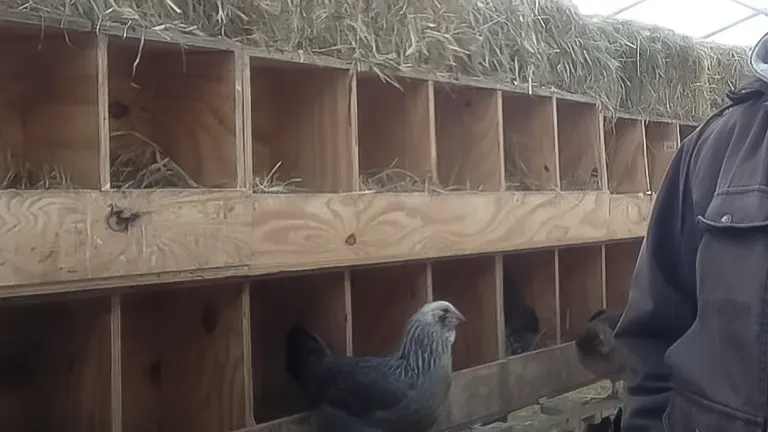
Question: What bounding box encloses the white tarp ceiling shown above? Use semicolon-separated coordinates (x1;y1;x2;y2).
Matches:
572;0;768;47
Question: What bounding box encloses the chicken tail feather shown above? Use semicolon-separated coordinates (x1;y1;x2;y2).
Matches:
286;325;331;393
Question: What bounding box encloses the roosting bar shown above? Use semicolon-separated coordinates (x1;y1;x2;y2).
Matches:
121;283;250;432
501;249;559;354
604;239;643;312
350;263;430;356
249;62;356;194
431;255;500;370
556;99;604;191
603;117;648;194
434;84;503;192
250;271;349;423
557;244;604;342
502;93;558;191
645;121;679;193
357;76;436;193
0;296;112;432
0;27;100;190
106;37;239;189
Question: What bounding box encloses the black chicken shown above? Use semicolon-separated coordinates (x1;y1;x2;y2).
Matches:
503;275;540;356
286;300;465;432
574;308;624;398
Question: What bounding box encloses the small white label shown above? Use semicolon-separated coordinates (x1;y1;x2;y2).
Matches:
662;140;677;152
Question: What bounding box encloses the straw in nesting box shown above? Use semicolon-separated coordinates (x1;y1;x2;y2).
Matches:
253;161;307;194
110;130;200;189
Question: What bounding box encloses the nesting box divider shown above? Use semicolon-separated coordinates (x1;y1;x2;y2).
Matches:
501;93;559;191
501;249;560;357
120;282;251;432
603;116;649;194
0;295;113;431
250;271;349;423
349;263;431;357
556;98;605;192
556;244;604;343
0;27;100;190
434;85;503;192
248;61;357;194
644;120;679;193
356;76;436;193
431;255;500;371
604;239;643;312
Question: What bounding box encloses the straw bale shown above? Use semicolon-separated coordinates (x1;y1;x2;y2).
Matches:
7;0;751;122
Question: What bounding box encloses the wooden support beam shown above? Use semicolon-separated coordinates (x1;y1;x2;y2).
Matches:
0;190;650;297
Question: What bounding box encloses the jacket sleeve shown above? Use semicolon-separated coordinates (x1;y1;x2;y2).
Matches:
614;135;699;432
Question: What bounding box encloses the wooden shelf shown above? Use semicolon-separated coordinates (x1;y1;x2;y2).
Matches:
603;117;648;194
604;239;643;312
0;27;100;190
557;244;604;342
432;255;501;370
645;121;679;193
0;296;112;431
120;283;250;432
556;99;604;192
0;190;650;298
107;37;239;189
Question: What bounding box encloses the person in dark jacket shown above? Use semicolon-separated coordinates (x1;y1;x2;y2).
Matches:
614;32;768;432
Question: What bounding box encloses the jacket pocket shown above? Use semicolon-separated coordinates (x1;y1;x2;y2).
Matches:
662;387;764;432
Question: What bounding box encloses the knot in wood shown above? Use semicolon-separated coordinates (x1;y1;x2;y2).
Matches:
345;233;357;246
105;204;142;233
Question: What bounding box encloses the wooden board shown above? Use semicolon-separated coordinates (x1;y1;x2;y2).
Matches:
107;37;239;189
644;121;678;193
240;342;598;432
350;263;431;356
357;76;436;190
502;94;558;191
251;271;349;423
604;239;643;312
432;255;499;371
120;283;250;432
434;85;503;191
603;117;648;194
678;123;697;143
557;245;604;342
0;29;100;190
249;62;356;193
0;190;651;297
0;296;112;431
502;249;559;350
556;100;604;191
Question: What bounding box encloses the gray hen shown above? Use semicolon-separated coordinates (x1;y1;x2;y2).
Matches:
286;300;465;432
574;308;624;398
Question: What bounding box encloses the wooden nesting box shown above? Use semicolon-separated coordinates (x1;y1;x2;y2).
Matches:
0;9;693;432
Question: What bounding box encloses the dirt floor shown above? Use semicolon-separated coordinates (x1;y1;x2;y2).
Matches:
465;380;620;431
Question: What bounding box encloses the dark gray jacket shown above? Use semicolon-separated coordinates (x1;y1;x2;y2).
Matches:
615;33;768;432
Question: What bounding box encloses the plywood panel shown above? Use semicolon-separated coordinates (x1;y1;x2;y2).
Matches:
0;190;652;297
557;245;604;342
645;121;678;193
557;100;603;191
502;94;558;191
604;117;647;194
605;240;643;312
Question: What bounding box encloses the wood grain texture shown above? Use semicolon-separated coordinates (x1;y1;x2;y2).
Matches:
502;94;558;191
0;296;112;432
434;86;503;191
251;272;348;423
604;239;643;312
432;255;500;371
557;245;604;342
0;29;100;189
604;117;648;194
556;100;603;191
121;283;249;432
357;76;435;181
250;63;356;193
107;38;238;188
237;342;597;432
502;249;559;348
0;190;650;297
350;263;430;356
644;121;678;193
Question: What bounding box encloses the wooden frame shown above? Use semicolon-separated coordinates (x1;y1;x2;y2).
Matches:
604;239;643;312
0;10;700;432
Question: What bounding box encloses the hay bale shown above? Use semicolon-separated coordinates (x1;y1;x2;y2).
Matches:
8;0;750;122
